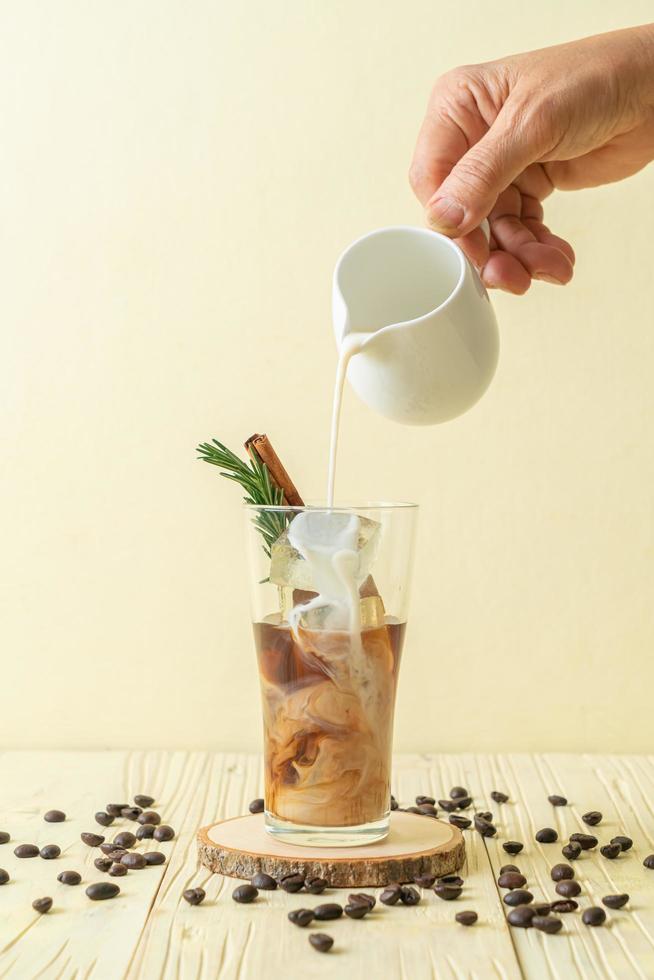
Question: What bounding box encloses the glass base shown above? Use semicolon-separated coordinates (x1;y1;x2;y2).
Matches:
264;810;390;847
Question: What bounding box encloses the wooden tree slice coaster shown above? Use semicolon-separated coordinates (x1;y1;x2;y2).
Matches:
197;811;465;887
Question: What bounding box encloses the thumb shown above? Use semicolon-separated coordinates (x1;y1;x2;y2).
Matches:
426;107;539;237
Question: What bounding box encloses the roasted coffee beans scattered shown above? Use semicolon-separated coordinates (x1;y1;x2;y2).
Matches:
507;906;535;927
602;893;629;909
450;786;468;799
532;903;552;916
94;856;112;872
138;811;161;826
121;807;142;821
14;844;39;858
499;865;520;874
144;851;166;866
450;815;472;830
503;889;534;907
474;815;496;837
0;869;9;885
40;844;61;860
498;871;527;890
438;799;459;813
32;897;53;914
533;915;562;934
113;832;136;849
611;835;633;852
280;873;305;893
380;884;402;906
503;841;524;855
136;824;156;840
153;825;175;842
548;795;567;807
582;906;606;926
551;899;578;913
95;812;114;827
400;886;420;906
86;882;120;901
183;887;205;905
600;842;621;860
232;884;258;904
100;842;118;855
248;798;264;814
416;795;436;806
288;908;314;926
106;804;128;817
348;893;375;910
107;849;127;862
121;852;146;870
57;870;81;885
414;875;436;888
569;833;597;850
582;811;602;826
562;842;582;860
44;810;66;823
81;832;104;848
344;902;368;919
555;880;581;898
434;883;463;901
251;872;277;890
643;854;654;869
304;876;328;894
455;796;473;810
551;863;574;882
438;875;464;886
0;832;9;845
134;795;155;808
455;910;478;926
535;828;558;843
417;803;438;817
491;791;509;804
109;863;127;876
313;903;343;920
309;933;333;953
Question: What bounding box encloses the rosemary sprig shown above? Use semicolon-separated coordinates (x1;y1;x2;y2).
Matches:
196;439;289;556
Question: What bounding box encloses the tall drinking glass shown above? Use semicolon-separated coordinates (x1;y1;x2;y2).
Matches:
245;502;417;846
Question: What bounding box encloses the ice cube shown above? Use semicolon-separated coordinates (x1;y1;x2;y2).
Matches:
269;511;381;591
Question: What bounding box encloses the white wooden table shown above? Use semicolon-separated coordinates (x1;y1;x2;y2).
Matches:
1;751;653;979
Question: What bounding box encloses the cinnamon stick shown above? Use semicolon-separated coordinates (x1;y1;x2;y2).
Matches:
245;433;304;506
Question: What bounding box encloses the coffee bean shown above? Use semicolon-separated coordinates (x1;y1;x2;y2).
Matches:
113;832;136;849
414;875;436;888
555;880;581;898
438;799;460;813
503;841;524;855
288;908;315;926
0;832;9;845
474;815;496;838
450;786;469;799
106;804;128;817
380;885;402;905
309;933;333;953
57;870;81;885
40;844;61;860
582;906;606;926
403;807;423;814
106;849;127;862
569;833;597;850
94;856;112;872
121;852;146;869
477;811;493;821
456;797;472;810
121;807;142;821
0;869;9;885
562;842;582;860
144;851;166;866
348;893;375;910
600;843;621;860
643;854;654;869
551;899;578;913
32;897;52;914
532;903;552;916
134;795;155;808
248;798;264;814
44;810;66;823
548;795;567;806
232;884;258;904
535;828;558;843
183;887;205;905
109;863;127;876
81;833;105;848
400;885;420;905
304;876;328;894
86;882;120;901
611;835;633;852
507;905;535;927
551;863;574;882
95;812;114;827
136;824;156;840
450;814;472;830
138;811;161;826
390;795;399;810
582;811;602;826
251;872;276;890
498;872;527;889
438;875;464;886
417;803;438;817
280;873;304;893
344;902;368;919
503;890;534;907
313;903;343;920
499;864;520;874
153;825;175;842
491;791;509;804
533;915;562;934
416;795;436;806
602;893;629;909
100;842;118;855
455;910;478;926
434;883;462;901
14;844;39;858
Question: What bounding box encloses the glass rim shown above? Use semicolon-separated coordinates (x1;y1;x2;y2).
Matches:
244;500;418;513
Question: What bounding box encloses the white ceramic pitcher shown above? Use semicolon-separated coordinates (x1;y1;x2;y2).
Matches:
332;225;499;425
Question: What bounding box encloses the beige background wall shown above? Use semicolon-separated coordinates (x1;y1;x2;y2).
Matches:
2;1;653;752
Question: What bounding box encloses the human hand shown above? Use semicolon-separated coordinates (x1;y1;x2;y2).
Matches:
410;25;654;293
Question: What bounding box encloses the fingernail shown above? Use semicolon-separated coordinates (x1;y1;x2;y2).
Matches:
427;196;465;233
535;273;565;285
